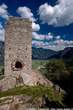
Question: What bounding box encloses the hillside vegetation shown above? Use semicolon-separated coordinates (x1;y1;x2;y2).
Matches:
32;58;73;107
0;85;64;108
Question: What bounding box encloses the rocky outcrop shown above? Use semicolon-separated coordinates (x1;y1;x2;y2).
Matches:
31;70;53;86
0;95;44;110
0;76;16;91
0;70;53;91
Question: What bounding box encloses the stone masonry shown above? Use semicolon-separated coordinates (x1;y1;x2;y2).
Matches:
4;17;33;85
0;17;53;91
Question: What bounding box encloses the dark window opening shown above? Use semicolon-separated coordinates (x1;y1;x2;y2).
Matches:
26;46;27;50
15;61;23;69
25;55;27;58
9;47;11;50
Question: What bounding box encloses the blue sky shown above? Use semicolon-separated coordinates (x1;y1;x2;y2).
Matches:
0;0;73;51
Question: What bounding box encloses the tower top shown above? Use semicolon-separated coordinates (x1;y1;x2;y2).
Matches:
9;17;32;23
6;17;32;29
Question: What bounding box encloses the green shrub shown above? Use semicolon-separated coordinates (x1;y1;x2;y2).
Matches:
0;85;64;107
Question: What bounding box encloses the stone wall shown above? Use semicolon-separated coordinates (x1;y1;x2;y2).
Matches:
4;17;32;85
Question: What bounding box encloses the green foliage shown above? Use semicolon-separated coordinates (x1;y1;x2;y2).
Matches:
0;85;64;107
39;59;69;82
32;59;73;107
32;60;49;69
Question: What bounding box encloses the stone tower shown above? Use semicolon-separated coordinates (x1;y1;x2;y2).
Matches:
5;17;32;85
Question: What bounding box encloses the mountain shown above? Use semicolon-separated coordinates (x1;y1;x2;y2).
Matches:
32;47;57;59
32;46;73;60
0;42;57;64
61;47;73;60
0;41;73;65
48;47;73;60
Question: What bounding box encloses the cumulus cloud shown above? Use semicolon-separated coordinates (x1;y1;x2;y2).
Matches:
32;22;40;31
17;6;35;22
0;4;8;41
38;0;73;26
54;39;73;46
32;32;73;51
32;32;53;41
17;6;40;31
32;40;44;47
0;4;8;20
32;39;73;51
32;32;45;40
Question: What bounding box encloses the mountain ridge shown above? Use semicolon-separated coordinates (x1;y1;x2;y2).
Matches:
0;41;73;65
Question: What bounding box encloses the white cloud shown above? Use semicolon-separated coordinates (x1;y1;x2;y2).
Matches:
0;4;8;41
17;6;40;31
32;32;73;51
55;39;73;47
32;39;64;51
38;0;73;26
32;40;44;47
38;3;55;24
32;32;45;40
32;38;73;51
32;32;53;40
0;4;8;20
17;6;35;22
54;39;64;45
56;36;61;39
1;4;8;9
47;33;53;40
32;22;40;31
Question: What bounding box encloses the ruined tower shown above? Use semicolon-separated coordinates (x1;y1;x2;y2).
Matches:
5;17;32;85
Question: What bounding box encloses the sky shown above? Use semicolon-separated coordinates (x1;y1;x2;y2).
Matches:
0;0;73;51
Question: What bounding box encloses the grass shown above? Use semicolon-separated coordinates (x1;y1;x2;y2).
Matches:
32;60;49;69
0;85;64;106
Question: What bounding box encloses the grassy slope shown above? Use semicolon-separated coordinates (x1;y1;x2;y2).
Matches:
0;85;64;106
0;61;65;107
32;60;49;69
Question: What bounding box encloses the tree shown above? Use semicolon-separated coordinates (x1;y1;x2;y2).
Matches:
45;59;69;83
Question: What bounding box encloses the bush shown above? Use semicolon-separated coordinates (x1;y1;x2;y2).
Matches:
44;59;69;83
